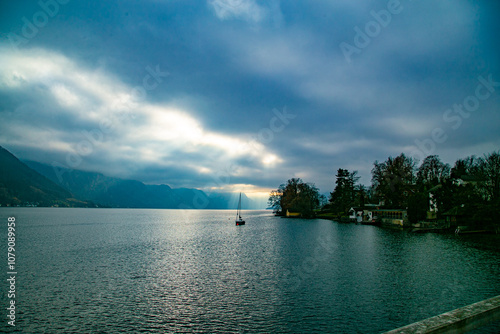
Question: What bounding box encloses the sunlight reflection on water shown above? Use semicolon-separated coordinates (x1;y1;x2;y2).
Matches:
1;208;499;333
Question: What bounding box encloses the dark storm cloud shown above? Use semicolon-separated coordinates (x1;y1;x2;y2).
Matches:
1;0;499;201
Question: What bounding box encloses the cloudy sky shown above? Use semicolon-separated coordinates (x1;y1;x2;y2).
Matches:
1;0;499;203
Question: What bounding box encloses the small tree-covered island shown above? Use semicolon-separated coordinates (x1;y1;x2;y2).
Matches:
268;151;500;234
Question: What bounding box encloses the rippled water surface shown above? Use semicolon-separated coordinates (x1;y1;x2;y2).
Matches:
1;208;499;333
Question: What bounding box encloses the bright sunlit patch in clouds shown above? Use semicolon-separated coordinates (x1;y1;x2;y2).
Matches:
51;84;80;107
0;70;27;88
0;48;68;85
202;183;273;208
142;106;203;143
262;154;281;166
0;47;130;108
197;166;212;174
137;105;277;161
0;46;283;185
206;183;267;194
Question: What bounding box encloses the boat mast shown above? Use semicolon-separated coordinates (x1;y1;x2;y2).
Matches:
237;192;242;219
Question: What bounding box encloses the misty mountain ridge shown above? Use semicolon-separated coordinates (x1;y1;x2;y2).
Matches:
23;159;257;209
0;146;258;209
0;146;92;207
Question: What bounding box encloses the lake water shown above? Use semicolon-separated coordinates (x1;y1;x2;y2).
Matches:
1;208;499;333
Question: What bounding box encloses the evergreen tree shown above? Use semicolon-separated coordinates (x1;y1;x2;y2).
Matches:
328;168;360;214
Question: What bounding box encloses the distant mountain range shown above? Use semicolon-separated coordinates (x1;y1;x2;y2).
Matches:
0;146;89;207
0;146;256;209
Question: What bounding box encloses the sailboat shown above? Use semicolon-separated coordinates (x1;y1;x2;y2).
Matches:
235;192;245;225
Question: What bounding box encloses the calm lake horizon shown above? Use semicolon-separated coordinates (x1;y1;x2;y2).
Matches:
1;208;499;333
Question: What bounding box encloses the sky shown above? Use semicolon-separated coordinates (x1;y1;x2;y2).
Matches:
1;0;500;205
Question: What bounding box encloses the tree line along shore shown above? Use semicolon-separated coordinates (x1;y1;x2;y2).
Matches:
268;151;500;233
